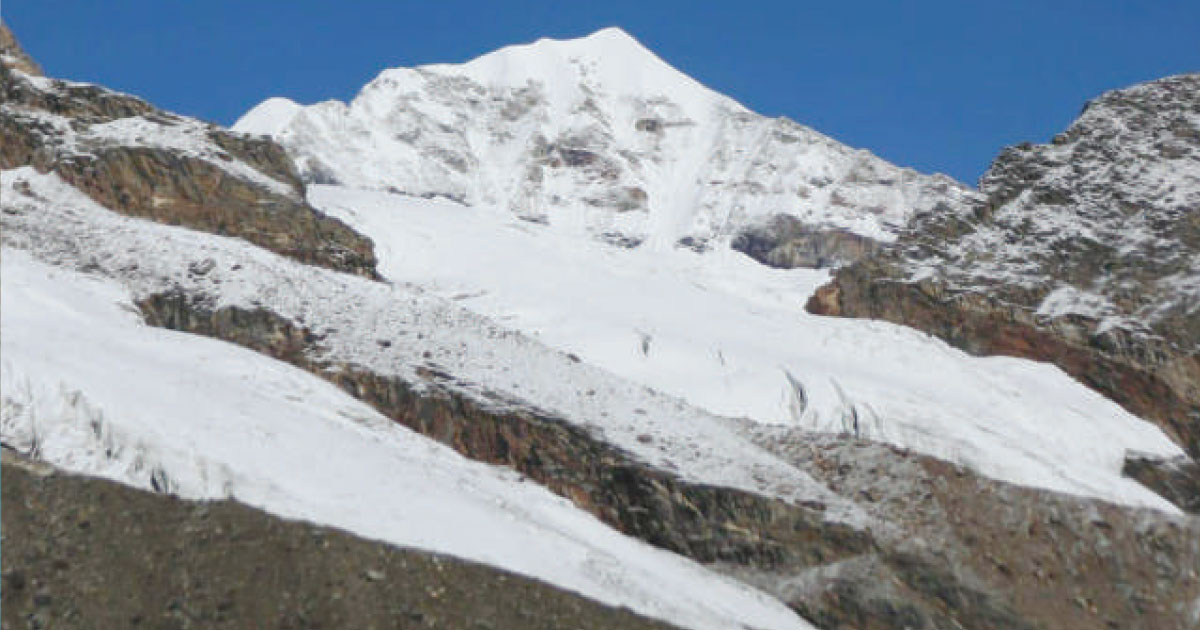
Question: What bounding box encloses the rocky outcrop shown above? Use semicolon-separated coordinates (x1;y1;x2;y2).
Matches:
809;74;1200;462
0;23;378;277
733;214;883;268
743;429;1200;630
1;451;680;630
1123;452;1200;514
0;23;40;76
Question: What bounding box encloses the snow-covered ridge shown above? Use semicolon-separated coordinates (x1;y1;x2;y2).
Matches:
233;96;302;137
422;27;733;110
236;27;978;249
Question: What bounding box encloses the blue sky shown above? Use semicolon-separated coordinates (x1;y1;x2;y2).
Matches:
6;1;1198;183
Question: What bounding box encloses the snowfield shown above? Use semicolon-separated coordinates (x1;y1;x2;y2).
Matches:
307;184;1185;512
0;167;858;521
3;162;1177;519
1;251;814;630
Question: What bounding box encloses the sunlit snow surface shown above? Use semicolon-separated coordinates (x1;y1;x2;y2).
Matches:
1;243;812;630
309;184;1184;512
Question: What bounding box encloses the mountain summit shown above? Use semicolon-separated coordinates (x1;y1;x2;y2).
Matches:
422;27;713;102
236;27;975;258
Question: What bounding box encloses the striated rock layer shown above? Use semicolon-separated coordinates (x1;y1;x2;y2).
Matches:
810;74;1200;464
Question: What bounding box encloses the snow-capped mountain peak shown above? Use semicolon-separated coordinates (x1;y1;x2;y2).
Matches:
235;27;977;253
234;96;302;136
418;26;727;109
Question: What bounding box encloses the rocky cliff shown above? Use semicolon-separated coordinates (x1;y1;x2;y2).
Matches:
0;23;378;277
810;74;1200;466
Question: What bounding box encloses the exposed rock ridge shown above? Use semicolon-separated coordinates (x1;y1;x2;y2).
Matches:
732;215;883;269
810;74;1200;462
1123;452;1200;514
0;24;378;277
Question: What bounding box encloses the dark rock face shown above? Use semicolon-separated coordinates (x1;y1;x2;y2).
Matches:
0;452;680;630
0;23;378;278
809;74;1200;462
733;214;882;268
1123;452;1200;514
785;551;1037;630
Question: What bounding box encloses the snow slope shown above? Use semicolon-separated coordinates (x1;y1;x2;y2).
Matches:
0;166;861;518
235;27;977;250
0;252;814;630
307;184;1185;512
